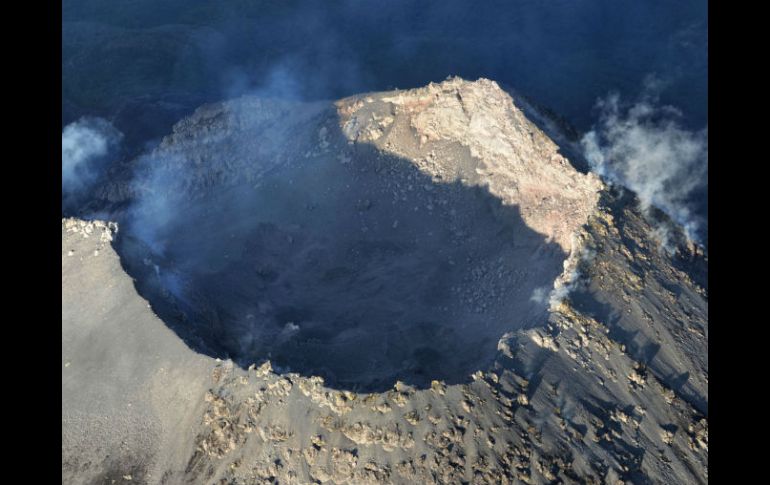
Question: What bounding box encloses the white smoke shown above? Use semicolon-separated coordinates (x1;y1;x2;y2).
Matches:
531;247;596;310
62;117;122;196
529;287;549;306
649;222;676;254
581;83;707;243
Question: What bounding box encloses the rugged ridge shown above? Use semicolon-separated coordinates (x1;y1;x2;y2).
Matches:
338;78;602;252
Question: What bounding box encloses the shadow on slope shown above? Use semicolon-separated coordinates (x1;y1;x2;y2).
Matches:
112;102;566;392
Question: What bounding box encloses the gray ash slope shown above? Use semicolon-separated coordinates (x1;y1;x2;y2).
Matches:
63;78;707;484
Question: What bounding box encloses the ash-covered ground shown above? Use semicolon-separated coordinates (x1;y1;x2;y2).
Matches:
63;79;707;484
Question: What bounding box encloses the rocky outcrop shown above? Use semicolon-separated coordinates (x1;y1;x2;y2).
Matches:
338;78;602;253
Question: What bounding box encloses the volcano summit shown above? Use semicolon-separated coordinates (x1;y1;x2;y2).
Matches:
63;79;707;484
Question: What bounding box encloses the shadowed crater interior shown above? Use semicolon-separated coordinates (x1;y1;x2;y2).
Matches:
114;98;566;392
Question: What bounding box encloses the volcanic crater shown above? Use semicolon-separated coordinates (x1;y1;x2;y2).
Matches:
113;78;601;392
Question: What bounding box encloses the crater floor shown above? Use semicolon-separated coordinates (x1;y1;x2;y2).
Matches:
115;79;601;390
